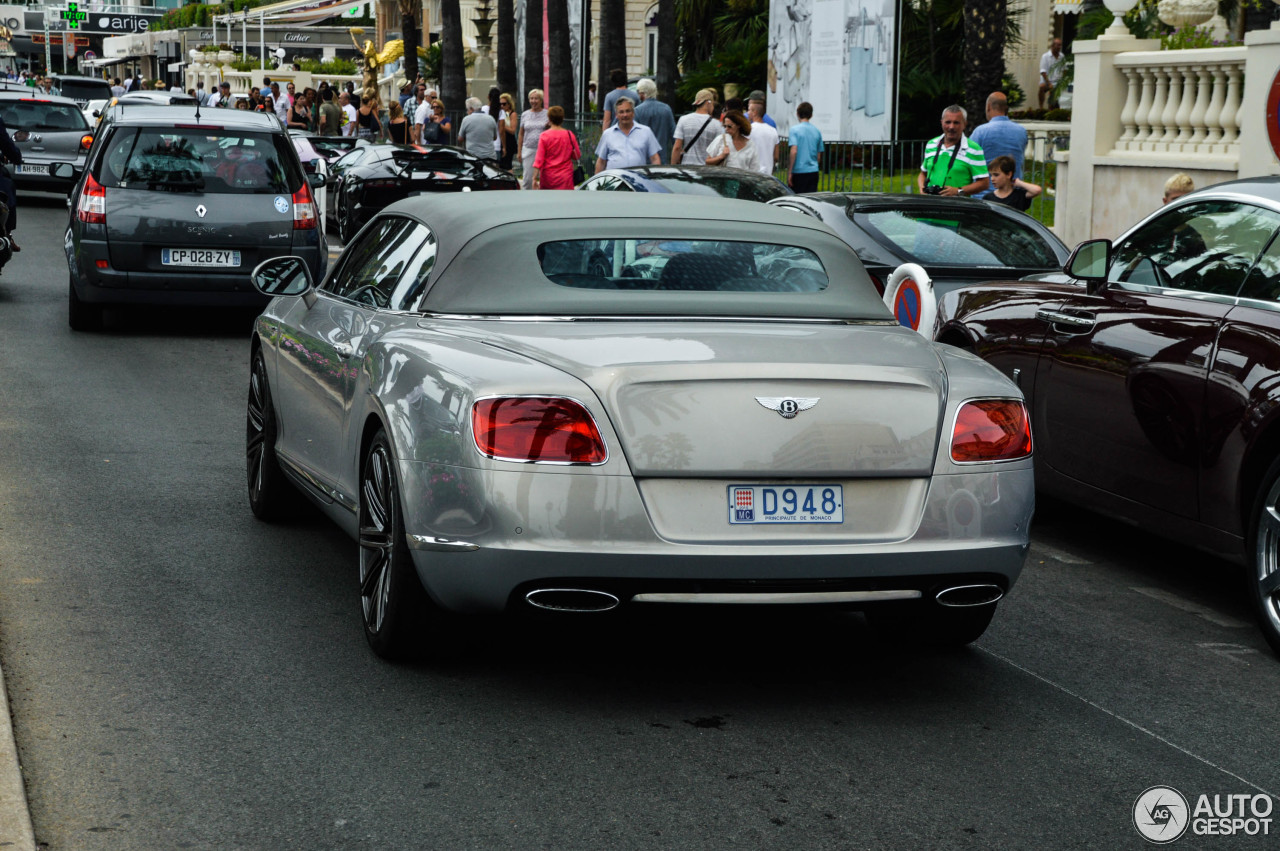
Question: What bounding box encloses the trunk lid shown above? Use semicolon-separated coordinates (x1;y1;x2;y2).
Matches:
454;321;946;477
105;188;294;272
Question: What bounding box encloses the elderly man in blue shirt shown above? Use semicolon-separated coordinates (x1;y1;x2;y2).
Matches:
969;92;1027;199
594;97;662;172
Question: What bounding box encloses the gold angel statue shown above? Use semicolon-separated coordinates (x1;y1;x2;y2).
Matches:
349;27;428;105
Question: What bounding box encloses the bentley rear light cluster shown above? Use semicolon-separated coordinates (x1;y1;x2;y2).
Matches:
472;396;607;464
292;182;317;230
77;172;106;224
950;399;1032;463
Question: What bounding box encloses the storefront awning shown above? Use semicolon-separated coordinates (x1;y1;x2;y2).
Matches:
214;0;352;25
1053;0;1086;13
82;56;135;68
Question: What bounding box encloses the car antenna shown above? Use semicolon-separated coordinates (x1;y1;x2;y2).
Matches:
195;93;201;120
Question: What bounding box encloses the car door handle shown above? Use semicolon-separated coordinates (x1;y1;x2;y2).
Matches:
333;342;355;360
1036;309;1096;332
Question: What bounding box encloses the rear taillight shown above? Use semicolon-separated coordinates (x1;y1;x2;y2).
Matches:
79;134;93;150
292;181;316;230
950;399;1032;463
868;272;884;296
77;172;106;224
363;178;399;189
472;397;607;464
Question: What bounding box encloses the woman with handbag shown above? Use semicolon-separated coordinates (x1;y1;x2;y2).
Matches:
531;106;581;190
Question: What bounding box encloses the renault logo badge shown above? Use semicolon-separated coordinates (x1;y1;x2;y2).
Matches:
755;397;819;419
195;204;207;218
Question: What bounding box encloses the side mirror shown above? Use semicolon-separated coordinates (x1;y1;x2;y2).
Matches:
50;162;75;180
252;256;316;306
306;171;325;189
1065;238;1110;294
92;109;100;118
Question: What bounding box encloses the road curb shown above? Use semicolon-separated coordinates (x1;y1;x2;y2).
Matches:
0;660;35;851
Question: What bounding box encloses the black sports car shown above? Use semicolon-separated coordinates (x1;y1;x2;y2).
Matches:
326;143;519;242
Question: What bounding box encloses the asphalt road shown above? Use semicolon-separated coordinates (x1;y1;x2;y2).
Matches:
1;197;1279;849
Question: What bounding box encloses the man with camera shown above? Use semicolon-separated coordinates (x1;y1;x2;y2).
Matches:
917;105;988;198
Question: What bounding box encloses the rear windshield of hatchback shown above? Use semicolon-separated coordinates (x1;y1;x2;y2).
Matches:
539;238;829;293
0;99;88;132
56;80;111;101
95;127;303;194
857;207;1061;268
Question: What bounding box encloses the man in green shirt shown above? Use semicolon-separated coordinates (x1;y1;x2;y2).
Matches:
917;105;989;198
317;87;342;137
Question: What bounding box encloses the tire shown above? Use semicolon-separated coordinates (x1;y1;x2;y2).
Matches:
359;429;434;660
868;600;995;647
67;275;103;332
246;350;297;520
1248;457;1280;657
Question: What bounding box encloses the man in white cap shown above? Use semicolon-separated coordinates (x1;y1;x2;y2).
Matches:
670;88;722;166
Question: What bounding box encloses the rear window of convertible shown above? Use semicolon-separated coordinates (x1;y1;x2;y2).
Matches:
537;239;829;292
95;127;303;194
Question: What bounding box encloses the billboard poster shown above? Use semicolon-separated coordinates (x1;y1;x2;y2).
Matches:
767;0;895;141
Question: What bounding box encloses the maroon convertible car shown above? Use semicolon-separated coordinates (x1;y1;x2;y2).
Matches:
936;176;1280;656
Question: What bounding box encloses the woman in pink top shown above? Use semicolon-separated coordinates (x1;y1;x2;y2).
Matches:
532;106;581;190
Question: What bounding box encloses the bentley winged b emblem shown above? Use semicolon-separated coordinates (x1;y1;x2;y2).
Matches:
755;396;819;419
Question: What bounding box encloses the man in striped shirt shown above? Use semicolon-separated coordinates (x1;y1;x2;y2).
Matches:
917;105;989;198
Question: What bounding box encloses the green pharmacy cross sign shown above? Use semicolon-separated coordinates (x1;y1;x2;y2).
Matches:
60;2;88;29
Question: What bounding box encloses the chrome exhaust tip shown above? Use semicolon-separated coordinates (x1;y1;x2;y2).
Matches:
525;588;621;613
935;584;1004;608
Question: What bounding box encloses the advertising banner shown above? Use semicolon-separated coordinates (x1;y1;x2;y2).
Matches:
767;0;895;141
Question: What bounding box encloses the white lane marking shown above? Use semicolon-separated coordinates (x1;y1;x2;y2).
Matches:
1197;642;1259;665
1131;586;1250;628
1033;542;1093;564
979;646;1276;799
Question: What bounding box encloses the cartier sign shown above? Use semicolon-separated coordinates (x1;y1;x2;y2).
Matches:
282;33;310;42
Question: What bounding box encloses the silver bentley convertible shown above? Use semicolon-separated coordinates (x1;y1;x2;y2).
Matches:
246;193;1034;659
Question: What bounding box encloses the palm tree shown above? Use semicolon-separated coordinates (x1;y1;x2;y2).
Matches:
656;0;676;102
523;0;544;99
397;0;420;82
599;0;626;83
546;0;573;117
440;0;466;114
963;0;1006;125
497;0;517;98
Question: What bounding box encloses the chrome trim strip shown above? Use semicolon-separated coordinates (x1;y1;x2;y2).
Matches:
1234;295;1280;314
277;453;358;513
1035;309;1094;329
407;535;479;552
470;393;611;466
418;313;897;326
631;589;922;604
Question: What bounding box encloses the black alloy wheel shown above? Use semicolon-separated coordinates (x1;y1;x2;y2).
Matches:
1248;457;1280;657
359;428;433;659
246;350;296;519
67;275;103;332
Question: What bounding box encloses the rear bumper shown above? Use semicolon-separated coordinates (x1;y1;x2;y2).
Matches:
399;462;1034;613
67;232;324;307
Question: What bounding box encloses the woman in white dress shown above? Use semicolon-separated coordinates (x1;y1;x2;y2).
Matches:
704;111;760;172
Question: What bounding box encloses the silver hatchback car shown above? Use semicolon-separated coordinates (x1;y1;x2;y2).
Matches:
0;92;91;192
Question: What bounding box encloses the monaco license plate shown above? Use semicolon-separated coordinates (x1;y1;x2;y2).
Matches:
17;164;48;175
162;248;241;267
728;484;844;524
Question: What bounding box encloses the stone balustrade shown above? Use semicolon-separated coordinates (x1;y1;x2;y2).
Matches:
1111;47;1245;163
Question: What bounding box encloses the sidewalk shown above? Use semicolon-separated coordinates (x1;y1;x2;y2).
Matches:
0;659;36;850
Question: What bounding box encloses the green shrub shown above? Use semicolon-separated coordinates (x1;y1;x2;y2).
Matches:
1043;108;1071;122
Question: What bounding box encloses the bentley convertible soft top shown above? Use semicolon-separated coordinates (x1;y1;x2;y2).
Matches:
246;193;1034;660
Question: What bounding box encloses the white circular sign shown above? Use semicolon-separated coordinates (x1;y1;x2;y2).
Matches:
1133;786;1190;844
